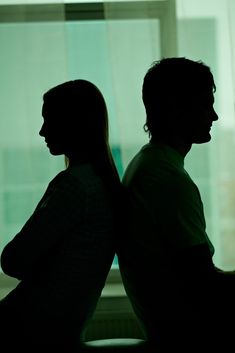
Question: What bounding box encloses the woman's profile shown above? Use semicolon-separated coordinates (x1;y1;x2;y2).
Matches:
0;80;121;351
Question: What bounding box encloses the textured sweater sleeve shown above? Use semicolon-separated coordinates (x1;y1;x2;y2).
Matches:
0;171;85;280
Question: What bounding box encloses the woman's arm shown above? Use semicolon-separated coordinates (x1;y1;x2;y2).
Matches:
1;172;84;280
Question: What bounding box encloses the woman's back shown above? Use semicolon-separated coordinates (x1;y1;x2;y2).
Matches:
1;164;117;350
0;79;121;351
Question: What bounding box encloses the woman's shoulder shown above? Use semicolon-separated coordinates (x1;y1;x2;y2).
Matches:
66;164;100;186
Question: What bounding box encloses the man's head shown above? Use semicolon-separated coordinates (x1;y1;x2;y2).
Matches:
142;57;218;145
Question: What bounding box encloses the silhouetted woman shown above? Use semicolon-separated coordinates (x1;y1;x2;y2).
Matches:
0;80;121;351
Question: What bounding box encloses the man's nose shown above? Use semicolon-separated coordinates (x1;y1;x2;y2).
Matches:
212;108;219;121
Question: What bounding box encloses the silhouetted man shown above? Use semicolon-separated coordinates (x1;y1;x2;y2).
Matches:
118;57;235;351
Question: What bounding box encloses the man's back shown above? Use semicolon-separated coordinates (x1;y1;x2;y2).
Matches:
118;142;216;344
122;141;214;253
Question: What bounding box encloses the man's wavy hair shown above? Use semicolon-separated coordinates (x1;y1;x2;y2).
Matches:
142;57;216;138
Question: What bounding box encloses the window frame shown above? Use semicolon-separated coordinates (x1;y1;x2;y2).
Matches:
0;1;177;58
0;0;177;291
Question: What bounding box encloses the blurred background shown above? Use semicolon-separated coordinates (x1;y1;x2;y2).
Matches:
0;0;235;280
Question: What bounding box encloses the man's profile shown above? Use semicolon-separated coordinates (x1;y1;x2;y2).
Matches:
117;57;234;350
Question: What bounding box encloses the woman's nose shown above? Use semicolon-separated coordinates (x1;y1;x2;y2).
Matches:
39;124;45;137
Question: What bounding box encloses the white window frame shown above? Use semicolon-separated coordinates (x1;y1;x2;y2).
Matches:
0;0;177;293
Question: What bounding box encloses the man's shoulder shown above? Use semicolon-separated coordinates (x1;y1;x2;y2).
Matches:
122;143;184;186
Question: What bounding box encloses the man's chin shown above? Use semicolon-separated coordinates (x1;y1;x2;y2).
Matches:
194;134;212;144
48;147;63;156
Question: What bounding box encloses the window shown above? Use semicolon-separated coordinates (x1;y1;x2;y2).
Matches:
0;1;176;270
3;0;235;273
177;0;235;269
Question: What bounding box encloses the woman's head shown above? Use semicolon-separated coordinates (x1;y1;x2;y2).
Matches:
40;79;109;162
40;79;120;194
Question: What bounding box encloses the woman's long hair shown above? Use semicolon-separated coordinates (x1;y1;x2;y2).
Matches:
43;79;121;199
